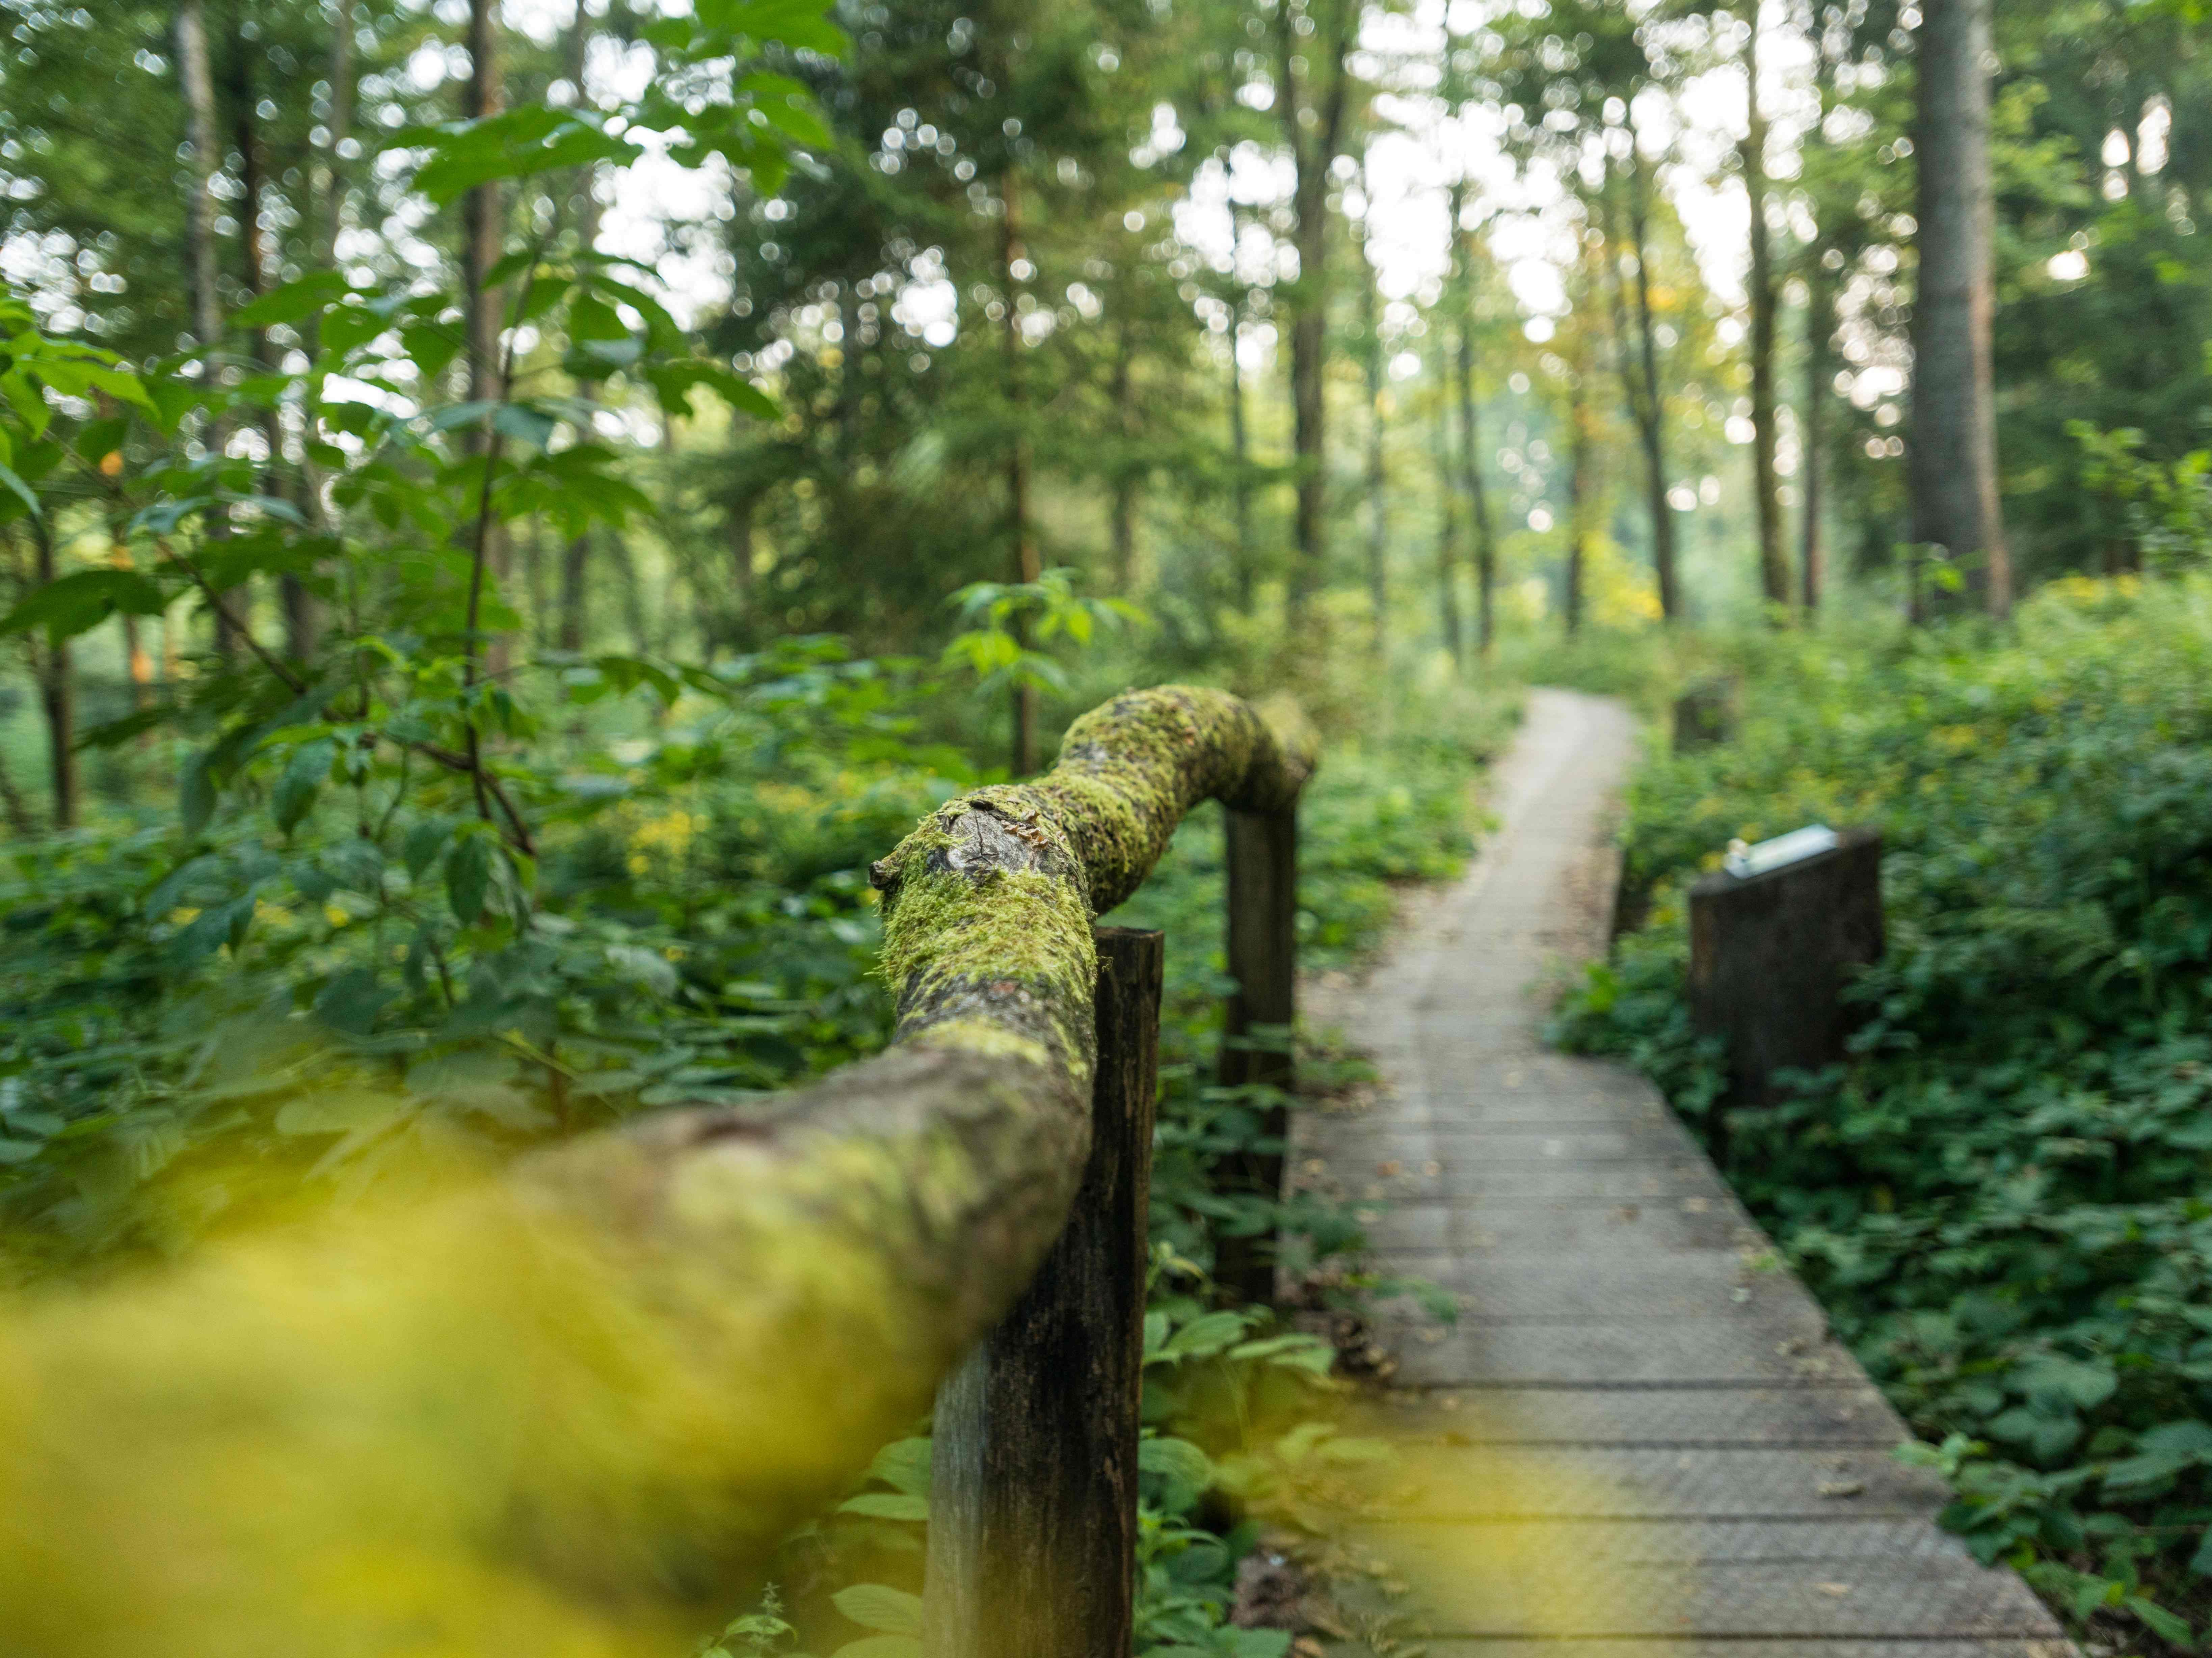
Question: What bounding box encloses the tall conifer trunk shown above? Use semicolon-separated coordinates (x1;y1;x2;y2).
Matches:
1909;0;2010;615
1001;169;1039;774
176;0;237;659
1744;5;1789;609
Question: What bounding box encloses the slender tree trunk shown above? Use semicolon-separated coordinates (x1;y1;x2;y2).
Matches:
1619;146;1679;621
1450;200;1498;660
1909;0;2010;615
462;0;509;671
178;1;224;361
1226;271;1254;610
1360;243;1388;660
0;741;34;837
228;39;314;663
558;530;592;652
1801;261;1830;612
1109;320;1137;594
1002;169;1040;774
1744;6;1789;610
1275;1;1353;615
176;0;237;660
1430;358;1464;668
31;522;75;830
559;0;601;656
1566;369;1592;638
724;489;756;650
322;0;355;262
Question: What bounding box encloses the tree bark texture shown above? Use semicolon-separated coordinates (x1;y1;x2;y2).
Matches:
1002;169;1040;773
559;0;603;656
1430;373;1465;666
1359;230;1387;658
1608;151;1679;622
1909;0;2010;615
31;519;74;829
175;0;238;659
1452;199;1498;658
1744;8;1789;609
924;926;1160;1658
462;0;509;668
1802;260;1830;612
1276;0;1355;614
1566;369;1591;637
0;687;1315;1652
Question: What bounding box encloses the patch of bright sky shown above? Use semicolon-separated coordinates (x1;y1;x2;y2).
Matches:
498;0;1821;345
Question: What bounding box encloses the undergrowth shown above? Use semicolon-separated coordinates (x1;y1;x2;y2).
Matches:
1552;576;2212;1656
0;639;1511;1656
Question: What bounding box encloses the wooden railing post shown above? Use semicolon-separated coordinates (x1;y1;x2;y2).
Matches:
922;926;1163;1658
1216;803;1297;1306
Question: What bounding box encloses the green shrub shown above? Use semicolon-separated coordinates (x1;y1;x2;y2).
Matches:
1554;575;2212;1652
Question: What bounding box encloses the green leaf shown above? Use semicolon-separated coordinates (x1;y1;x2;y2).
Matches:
1138;1436;1213;1489
828;1585;923;1637
179;749;218;837
1158;1309;1251;1361
403;819;453;879
272;739;336;835
864;1437;933;1497
835;1492;929;1521
233;271;353;328
0;569;167;644
2125;1594;2194;1647
446;831;494;926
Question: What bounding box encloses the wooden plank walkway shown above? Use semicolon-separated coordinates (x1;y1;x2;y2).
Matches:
1299;689;2074;1658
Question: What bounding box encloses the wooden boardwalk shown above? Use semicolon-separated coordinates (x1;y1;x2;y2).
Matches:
1300;689;2074;1658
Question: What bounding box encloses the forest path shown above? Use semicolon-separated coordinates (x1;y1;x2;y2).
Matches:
1297;688;2073;1658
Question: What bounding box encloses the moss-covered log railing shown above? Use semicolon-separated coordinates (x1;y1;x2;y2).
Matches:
0;684;1315;1655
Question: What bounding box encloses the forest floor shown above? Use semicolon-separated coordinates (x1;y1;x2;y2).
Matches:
1296;689;2074;1658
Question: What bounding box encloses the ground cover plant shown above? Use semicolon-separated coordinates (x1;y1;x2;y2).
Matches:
1553;577;2212;1654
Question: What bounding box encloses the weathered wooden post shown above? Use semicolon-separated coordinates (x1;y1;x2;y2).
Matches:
922;926;1163;1658
1215;803;1297;1306
1689;826;1884;1128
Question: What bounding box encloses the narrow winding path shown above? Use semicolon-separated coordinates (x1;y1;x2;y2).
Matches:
1301;689;2073;1658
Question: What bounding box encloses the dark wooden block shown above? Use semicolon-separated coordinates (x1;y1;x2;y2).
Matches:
1688;827;1883;1105
1672;678;1737;750
922;926;1163;1658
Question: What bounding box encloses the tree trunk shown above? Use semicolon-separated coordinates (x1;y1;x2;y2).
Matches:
1566;371;1591;638
228;38;314;664
1619;146;1679;621
1226;259;1254;611
1109;320;1138;596
1801;260;1830;612
1909;0;2010;615
1455;299;1497;657
561;0;602;658
1359;225;1387;659
322;0;355;264
31;522;75;830
175;0;237;661
1744;6;1788;610
1275;0;1354;615
1429;365;1464;668
462;0;509;671
1002;168;1040;775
